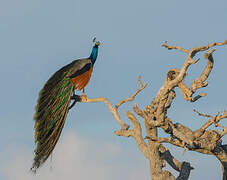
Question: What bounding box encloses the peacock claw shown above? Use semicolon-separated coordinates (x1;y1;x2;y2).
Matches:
81;93;88;101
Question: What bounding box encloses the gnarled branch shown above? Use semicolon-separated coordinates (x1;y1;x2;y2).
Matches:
72;40;227;180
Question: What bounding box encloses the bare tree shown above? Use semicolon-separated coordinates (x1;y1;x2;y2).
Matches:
72;40;227;180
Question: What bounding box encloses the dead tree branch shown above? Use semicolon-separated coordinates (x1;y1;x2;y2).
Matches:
144;40;227;179
74;40;227;180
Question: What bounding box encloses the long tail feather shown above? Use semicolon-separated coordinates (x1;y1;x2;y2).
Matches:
32;65;75;172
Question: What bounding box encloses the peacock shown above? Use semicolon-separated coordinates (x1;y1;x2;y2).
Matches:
31;38;101;172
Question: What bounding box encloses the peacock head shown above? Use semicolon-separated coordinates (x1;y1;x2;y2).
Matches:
93;37;101;47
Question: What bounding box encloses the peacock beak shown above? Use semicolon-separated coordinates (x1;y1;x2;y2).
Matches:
95;41;101;46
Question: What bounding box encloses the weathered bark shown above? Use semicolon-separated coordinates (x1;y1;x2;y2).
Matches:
75;40;227;179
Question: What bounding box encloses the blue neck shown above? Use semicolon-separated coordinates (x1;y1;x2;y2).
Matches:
89;45;98;65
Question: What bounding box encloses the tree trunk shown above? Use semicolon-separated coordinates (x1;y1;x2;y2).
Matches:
215;145;227;180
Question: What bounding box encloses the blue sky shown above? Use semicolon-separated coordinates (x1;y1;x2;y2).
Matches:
0;0;226;179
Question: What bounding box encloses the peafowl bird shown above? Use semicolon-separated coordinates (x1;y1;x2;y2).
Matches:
31;38;101;172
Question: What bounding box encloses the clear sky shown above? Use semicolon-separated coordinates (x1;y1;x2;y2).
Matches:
0;0;226;179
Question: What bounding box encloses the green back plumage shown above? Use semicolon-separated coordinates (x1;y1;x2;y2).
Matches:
31;63;75;172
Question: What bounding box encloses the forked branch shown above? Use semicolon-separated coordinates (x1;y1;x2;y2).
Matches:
76;76;146;130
